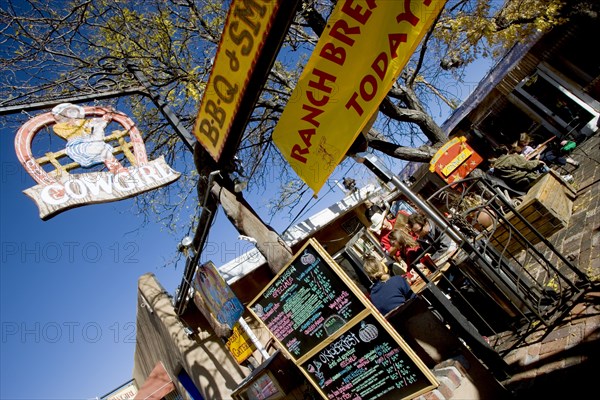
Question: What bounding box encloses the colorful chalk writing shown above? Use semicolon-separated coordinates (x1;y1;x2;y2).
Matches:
250;243;364;359
303;314;431;400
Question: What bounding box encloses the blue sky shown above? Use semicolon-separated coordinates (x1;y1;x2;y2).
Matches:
0;44;493;400
0;118;251;398
0;106;359;398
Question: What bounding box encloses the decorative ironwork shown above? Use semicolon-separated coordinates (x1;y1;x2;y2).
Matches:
424;174;590;334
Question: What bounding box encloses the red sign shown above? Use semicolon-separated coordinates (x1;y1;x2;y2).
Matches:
14;103;180;220
429;136;483;184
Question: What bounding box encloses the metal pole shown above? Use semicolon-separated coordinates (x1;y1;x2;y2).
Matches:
237;318;270;360
0;87;147;116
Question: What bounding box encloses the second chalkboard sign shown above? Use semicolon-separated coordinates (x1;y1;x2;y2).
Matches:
302;314;434;400
249;240;365;360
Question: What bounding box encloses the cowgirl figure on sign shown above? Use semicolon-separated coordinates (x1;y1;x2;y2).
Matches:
51;103;126;174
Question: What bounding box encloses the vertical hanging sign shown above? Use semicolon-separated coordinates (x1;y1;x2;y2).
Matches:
193;0;287;161
192;261;245;329
273;0;447;193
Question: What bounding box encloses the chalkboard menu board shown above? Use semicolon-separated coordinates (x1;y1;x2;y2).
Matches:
302;314;433;400
249;241;365;359
249;239;437;400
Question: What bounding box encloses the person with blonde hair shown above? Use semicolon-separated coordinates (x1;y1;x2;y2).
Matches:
363;255;415;315
517;132;536;158
388;228;421;269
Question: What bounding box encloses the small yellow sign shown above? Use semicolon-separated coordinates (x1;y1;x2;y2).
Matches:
442;148;473;177
226;323;256;364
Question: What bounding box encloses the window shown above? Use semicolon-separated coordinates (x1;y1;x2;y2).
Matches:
515;67;599;138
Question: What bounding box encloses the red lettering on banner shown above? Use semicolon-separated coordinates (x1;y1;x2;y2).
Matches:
345;92;363;116
396;0;420;26
299;128;316;147
301;104;324;128
371;52;388;80
388;33;408;58
286;0;388;166
292;105;322;163
307;90;330;107
320;43;346;66
319;0;378;68
308;68;336;93
341;0;377;25
289;68;337;164
345;52;390;116
290;123;317;161
291;143;310;163
345;0;437;116
329;19;360;46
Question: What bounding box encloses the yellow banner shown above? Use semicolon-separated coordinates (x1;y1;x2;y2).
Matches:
273;0;446;193
194;0;281;161
226;323;256;364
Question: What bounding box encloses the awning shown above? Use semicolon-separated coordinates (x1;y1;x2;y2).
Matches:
134;362;175;400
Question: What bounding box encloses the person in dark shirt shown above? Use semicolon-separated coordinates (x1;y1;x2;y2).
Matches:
363;255;415;315
407;212;458;264
541;139;580;168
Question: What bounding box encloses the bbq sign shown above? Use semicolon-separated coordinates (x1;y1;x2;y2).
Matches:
193;0;285;161
14;103;180;220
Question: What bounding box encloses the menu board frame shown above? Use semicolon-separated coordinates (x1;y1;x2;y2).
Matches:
248;239;438;400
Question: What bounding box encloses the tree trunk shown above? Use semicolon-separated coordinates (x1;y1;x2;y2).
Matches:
194;143;293;275
211;180;293;274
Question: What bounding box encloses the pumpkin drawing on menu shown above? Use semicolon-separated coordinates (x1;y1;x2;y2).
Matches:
301;250;316;265
358;321;379;342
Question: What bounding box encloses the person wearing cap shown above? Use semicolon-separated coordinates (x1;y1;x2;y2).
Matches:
368;206;396;254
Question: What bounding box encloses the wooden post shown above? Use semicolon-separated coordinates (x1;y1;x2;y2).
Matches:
194;143;293;273
211;180;293;274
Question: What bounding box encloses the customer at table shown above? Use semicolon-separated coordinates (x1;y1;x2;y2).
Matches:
363;255;416;315
490;145;547;191
388;227;421;269
367;205;396;253
367;205;413;255
407;212;458;265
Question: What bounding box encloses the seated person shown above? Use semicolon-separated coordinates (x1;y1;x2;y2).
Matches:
363;255;416;315
517;132;538;159
490;145;547;192
367;204;413;253
388;228;424;283
388;228;421;269
541;139;580;168
367;206;396;254
407;212;458;267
